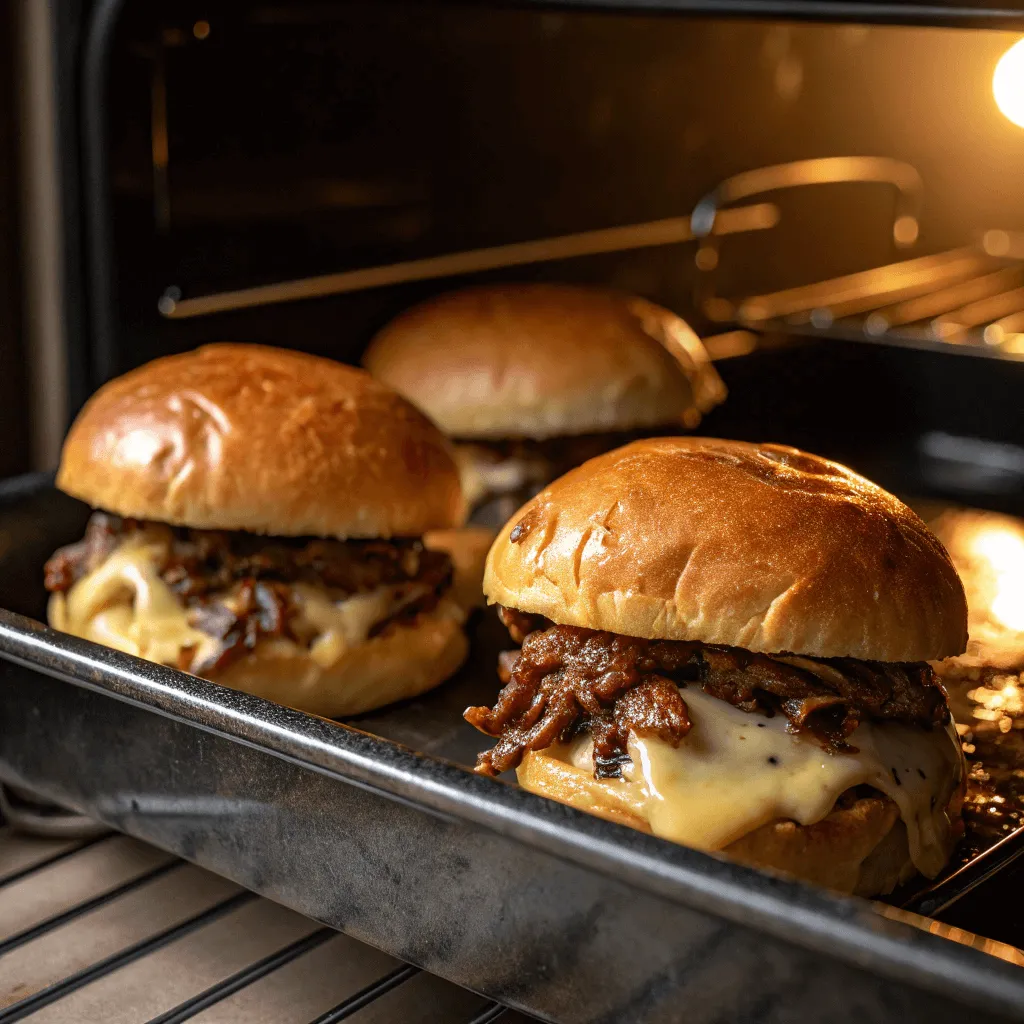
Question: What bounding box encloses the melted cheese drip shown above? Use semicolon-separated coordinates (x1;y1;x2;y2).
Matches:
49;535;462;673
566;685;962;878
50;532;216;667
295;585;412;668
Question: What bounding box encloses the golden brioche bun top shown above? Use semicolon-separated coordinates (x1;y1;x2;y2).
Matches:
363;283;726;439
57;344;464;538
484;437;968;661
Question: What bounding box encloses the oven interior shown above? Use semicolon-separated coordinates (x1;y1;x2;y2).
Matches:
11;0;1024;1014
70;1;1024;516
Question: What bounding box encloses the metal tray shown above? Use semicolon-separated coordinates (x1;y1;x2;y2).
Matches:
3;474;1024;1024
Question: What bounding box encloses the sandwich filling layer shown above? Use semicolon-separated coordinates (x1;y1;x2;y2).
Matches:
45;512;458;675
455;429;665;521
465;607;963;876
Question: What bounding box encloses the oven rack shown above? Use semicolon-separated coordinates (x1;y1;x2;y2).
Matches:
0;822;536;1023
702;239;1024;359
689;161;1024;359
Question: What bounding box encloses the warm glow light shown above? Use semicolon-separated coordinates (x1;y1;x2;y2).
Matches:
971;527;1024;631
983;228;1012;256
893;215;919;246
994;38;1024;129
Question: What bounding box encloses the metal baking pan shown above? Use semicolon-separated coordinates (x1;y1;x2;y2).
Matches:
3;473;1024;1024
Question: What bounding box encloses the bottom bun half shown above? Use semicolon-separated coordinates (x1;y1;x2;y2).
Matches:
207;601;470;718
517;750;919;896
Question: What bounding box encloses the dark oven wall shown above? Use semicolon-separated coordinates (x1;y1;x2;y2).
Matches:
0;0;29;478
86;1;1024;495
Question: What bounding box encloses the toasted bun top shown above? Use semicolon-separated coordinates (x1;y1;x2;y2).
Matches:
57;344;464;538
484;437;968;661
363;284;726;439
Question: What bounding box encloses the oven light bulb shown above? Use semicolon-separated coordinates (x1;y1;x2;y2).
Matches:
994;38;1024;129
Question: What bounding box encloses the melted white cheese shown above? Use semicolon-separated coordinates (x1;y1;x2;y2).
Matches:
295;584;417;668
50;532;217;667
566;684;962;877
50;534;464;674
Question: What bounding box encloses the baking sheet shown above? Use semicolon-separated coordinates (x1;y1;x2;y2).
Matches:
3;475;1024;1023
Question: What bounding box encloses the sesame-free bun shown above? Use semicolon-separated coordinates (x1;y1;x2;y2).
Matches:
57;344;465;538
363;284;726;440
517;750;915;896
485;437;968;661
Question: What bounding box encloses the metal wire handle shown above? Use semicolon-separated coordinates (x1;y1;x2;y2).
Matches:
690;156;925;322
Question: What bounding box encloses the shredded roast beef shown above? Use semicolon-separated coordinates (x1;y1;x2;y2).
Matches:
44;513;123;593
45;512;450;597
465;613;950;777
45;512;453;674
182;578;295;674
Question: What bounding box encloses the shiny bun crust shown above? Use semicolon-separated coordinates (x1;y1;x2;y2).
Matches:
517;750;915;896
485;437;968;661
205;604;468;718
57;345;465;538
363;284;726;439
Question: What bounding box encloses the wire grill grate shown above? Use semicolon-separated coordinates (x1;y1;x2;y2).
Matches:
708;244;1024;358
0;827;536;1024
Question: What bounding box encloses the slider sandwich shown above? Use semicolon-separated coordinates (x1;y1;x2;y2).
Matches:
466;438;969;895
363;283;725;525
45;344;469;717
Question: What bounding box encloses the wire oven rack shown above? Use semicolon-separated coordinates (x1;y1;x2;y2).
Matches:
703;241;1024;357
0;820;537;1023
691;163;1024;358
151;154;1024;363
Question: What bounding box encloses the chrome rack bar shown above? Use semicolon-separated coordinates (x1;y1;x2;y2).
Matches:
737;246;985;323
784;250;995;325
866;265;1024;332
933;284;1024;339
157;203;779;320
